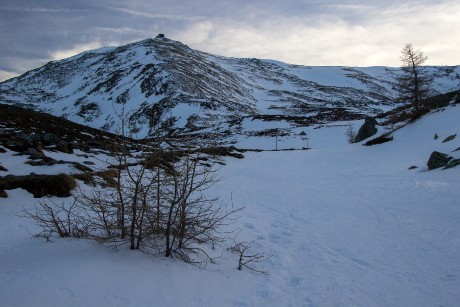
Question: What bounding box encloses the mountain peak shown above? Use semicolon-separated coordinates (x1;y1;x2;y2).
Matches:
0;38;459;140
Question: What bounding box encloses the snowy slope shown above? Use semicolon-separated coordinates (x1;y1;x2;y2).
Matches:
1;36;459;140
1;104;459;306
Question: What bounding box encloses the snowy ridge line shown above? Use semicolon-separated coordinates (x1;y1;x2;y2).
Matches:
0;36;459;142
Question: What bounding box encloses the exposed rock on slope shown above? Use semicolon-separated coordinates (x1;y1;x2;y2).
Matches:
427;151;452;170
1;36;459;140
355;117;378;143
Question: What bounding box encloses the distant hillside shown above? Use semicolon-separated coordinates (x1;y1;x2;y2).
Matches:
1;36;459;141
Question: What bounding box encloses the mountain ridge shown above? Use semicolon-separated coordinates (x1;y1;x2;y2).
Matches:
1;36;459;142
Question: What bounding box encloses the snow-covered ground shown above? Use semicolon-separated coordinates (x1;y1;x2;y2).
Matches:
1;105;459;306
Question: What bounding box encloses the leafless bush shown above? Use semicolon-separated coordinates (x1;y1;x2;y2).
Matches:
230;231;267;274
345;124;357;143
22;198;86;241
24;106;242;265
25;140;240;265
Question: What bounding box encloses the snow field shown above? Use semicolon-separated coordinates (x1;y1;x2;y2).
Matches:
1;105;460;306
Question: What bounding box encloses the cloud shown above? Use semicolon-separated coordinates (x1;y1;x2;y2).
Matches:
0;7;86;13
0;0;459;82
50;42;106;61
0;70;18;82
108;7;203;21
173;0;460;66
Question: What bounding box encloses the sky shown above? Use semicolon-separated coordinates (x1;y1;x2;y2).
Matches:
1;0;459;81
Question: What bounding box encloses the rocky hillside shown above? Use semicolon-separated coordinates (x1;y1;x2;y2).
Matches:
1;35;459;141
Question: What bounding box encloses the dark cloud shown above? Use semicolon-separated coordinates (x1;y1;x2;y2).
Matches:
1;0;459;81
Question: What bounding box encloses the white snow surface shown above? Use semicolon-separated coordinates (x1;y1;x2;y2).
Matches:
1;105;460;306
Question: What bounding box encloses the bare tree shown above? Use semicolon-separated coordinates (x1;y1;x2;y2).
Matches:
397;43;433;110
345;123;356;143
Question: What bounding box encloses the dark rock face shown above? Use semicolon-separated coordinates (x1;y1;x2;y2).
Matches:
355;117;378;143
445;158;460;170
25;147;45;158
0;173;76;198
442;134;456;143
427;151;452;170
42;133;62;145
364;135;393;146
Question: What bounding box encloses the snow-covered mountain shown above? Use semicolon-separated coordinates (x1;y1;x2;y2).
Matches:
1;35;459;140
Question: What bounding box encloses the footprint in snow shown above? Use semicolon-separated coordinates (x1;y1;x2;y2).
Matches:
289;276;303;286
243;222;255;230
441;273;457;282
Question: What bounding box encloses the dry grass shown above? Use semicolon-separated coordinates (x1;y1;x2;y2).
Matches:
0;173;77;198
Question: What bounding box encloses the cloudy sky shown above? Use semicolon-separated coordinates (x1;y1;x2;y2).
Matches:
1;0;459;81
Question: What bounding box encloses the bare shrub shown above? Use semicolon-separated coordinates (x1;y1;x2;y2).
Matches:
25;136;239;265
22;198;85;241
345;124;357;143
230;231;267;274
24;105;243;265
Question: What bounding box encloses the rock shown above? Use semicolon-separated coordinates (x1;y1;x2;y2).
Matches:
15;132;40;144
55;142;73;154
444;158;460;170
408;166;418;170
6;139;29;152
25;147;45;158
442;134;456;143
0;173;76;198
354;117;378;143
427;151;452;170
364;135;393;146
42;133;62;145
434;133;439;140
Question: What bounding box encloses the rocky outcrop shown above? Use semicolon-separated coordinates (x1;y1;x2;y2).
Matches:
445;158;460;169
355;117;378;143
442;134;456;143
364;134;393;146
427;151;452;170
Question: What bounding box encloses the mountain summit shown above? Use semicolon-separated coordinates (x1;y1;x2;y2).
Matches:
1;36;459;138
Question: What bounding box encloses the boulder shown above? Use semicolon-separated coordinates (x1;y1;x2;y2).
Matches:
442;134;456;143
364;135;393;146
42;133;62;145
427;151;452;170
354;117;378;143
25;147;45;158
445;158;460;170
